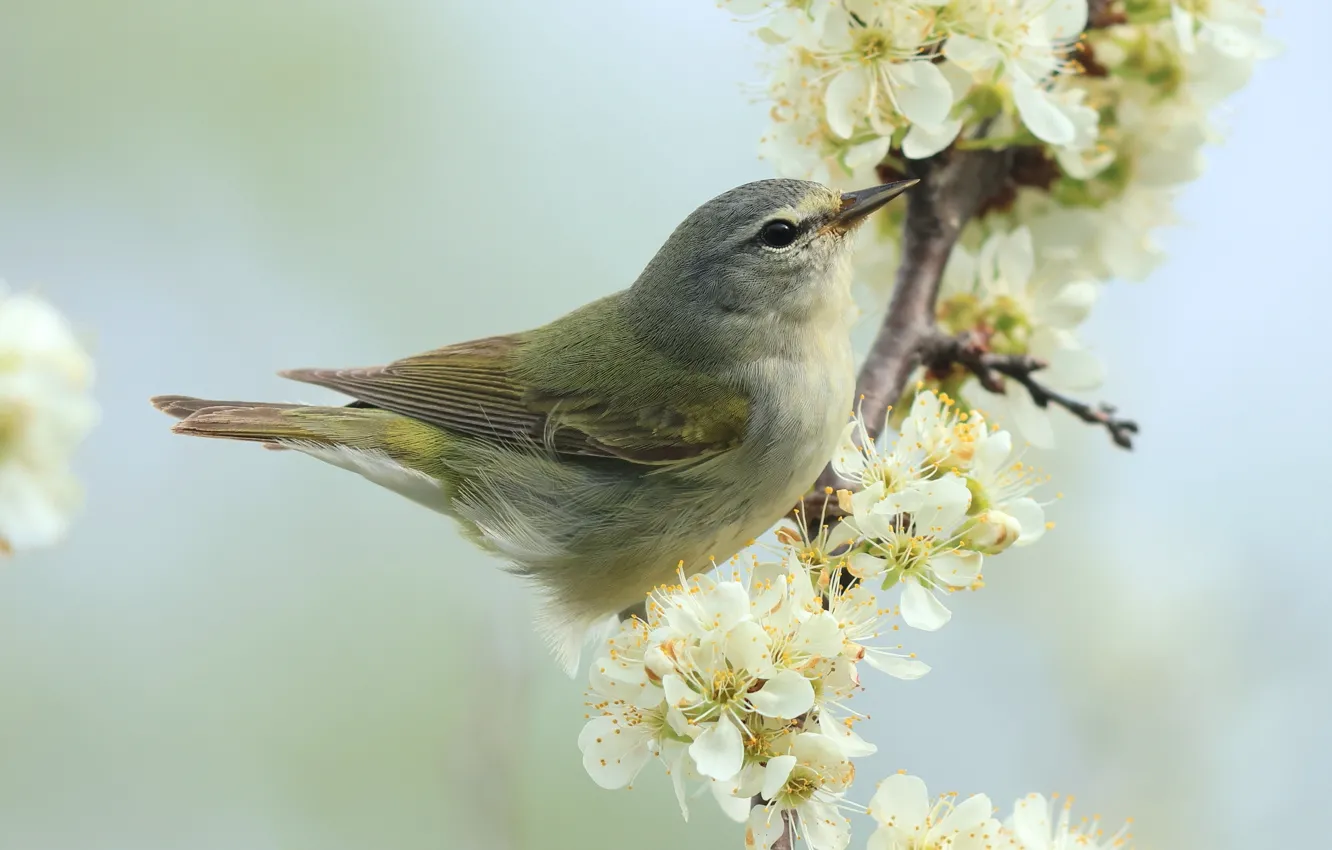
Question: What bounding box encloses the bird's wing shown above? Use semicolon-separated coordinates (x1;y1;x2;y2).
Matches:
279;334;748;466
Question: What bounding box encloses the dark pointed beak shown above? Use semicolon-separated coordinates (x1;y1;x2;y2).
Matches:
831;179;918;231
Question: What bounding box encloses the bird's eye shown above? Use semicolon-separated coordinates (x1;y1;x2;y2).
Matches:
759;220;798;249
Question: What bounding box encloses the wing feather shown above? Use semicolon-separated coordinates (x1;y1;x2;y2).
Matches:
279;333;748;466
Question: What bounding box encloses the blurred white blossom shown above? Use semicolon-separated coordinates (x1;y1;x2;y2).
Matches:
867;773;1002;850
936;227;1102;446
725;0;1272;440
1005;792;1133;850
0;282;97;553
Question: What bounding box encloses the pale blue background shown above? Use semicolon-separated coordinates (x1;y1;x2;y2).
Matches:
0;2;1326;848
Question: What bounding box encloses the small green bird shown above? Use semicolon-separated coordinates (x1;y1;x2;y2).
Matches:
152;178;913;670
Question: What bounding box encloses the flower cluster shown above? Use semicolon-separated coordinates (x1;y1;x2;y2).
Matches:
723;0;1272;443
0;282;97;553
867;774;1133;850
578;552;925;843
834;389;1048;630
580;393;1059;848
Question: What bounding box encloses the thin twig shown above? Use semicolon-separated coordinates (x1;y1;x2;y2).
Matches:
922;330;1139;449
989;357;1139;449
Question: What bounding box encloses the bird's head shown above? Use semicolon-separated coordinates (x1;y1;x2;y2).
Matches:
632;178;915;338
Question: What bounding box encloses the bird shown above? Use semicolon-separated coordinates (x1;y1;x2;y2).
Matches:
152;177;914;671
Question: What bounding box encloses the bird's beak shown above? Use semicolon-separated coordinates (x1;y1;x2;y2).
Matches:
830;179;919;231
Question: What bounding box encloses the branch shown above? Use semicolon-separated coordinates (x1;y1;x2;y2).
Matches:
922;331;1139;449
1088;0;1127;29
808;146;1011;509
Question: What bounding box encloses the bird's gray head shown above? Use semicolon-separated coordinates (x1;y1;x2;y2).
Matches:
629;178;914;350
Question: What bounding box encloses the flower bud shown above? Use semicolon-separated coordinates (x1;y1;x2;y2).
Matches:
962;510;1022;555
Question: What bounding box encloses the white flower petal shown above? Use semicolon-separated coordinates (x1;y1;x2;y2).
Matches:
801;799;852;850
1040;281;1099;328
713;781;753;823
935;793;994;834
704;581;753;632
1011;73;1075;145
831;420;869;478
943;34;1002;72
1041;0;1090;41
850;479;887;519
902;119;963;159
749;669;816;718
1010;793;1053;848
761;755;798;801
726;619;774;674
972;428;1012;478
747;807;790;850
849;552;889;579
900;581;952;631
793;611;844;659
663;674;702;709
868;773;930;830
886;60;955;128
690;715;745;781
998;227;1035;289
1044;348;1104;392
818;711;878;757
1172;4;1198;52
931;550;983;588
845;136;893;170
664;742;692;821
1008;497;1047;546
916;474;972;530
1008;385;1056;449
863;649;931;680
826;65;871;139
579;717;652;789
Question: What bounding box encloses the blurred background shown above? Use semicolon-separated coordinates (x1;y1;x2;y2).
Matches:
0;1;1326;848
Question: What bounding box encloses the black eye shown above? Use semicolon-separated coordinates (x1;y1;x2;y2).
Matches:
759;219;798;249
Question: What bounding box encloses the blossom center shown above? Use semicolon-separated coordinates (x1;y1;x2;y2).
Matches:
854;29;892;63
0;403;29;463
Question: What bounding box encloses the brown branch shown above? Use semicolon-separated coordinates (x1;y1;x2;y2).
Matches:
806;146;1011;514
922;330;1139;449
853;149;1012;444
1088;0;1127;29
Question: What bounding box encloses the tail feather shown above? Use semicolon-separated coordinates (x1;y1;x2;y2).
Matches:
152;395;301;421
151;393;454;508
151;395;355;446
170;407;320;444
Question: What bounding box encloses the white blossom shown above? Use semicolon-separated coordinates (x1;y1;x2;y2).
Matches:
0;283;98;553
579;553;926;817
1006;792;1134;849
1170;0;1276;60
868;773;1003;850
942;0;1089;145
744;732;855;850
820;3;955;142
848;472;981;631
937;227;1102;446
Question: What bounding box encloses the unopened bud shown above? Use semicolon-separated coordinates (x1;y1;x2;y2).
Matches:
963;510;1022;555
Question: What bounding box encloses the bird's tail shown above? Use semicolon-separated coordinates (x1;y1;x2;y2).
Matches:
152;395;454;510
151;395;378;447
